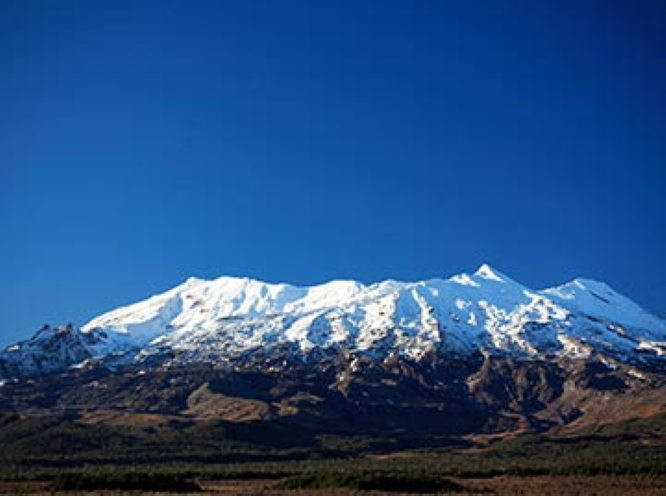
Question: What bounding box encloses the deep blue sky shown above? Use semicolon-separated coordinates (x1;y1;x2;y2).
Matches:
1;1;665;345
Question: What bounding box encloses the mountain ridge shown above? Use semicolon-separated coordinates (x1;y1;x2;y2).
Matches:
1;265;664;380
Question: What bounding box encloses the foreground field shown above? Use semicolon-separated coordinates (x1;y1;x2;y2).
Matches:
1;411;664;495
1;476;666;495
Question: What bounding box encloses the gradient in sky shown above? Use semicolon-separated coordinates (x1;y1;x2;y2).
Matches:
1;1;665;345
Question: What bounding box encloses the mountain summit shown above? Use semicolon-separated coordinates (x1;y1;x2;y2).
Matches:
1;266;664;379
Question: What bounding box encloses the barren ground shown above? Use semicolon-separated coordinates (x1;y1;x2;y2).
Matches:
2;475;666;495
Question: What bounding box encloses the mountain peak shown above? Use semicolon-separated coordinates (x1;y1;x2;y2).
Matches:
473;264;507;282
181;276;207;288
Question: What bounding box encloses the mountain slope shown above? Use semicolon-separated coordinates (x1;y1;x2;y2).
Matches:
1;266;666;442
1;265;664;379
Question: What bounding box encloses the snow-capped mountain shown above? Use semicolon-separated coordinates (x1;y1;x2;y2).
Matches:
1;265;664;379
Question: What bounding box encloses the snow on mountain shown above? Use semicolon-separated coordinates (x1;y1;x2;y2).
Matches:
544;278;664;341
2;266;665;377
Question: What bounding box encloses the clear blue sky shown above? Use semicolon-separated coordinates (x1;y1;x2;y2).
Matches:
1;1;665;345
